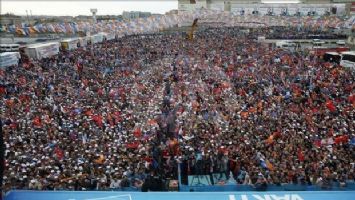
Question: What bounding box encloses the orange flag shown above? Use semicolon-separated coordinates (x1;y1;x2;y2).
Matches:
147;119;157;125
241;111;249;119
266;135;274;145
94;155;105;164
266;160;274;171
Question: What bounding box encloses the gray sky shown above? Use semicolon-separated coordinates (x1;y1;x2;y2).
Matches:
1;1;178;16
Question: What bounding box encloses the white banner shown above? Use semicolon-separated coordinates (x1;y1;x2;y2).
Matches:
259;7;269;15
231;7;244;15
316;7;328;15
245;7;254;15
288;7;298;15
210;3;224;11
299;7;311;15
273;7;283;15
178;4;195;11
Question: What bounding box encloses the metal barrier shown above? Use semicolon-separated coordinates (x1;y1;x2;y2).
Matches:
180;181;355;192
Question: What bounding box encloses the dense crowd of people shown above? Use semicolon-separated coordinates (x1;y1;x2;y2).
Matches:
1;26;354;192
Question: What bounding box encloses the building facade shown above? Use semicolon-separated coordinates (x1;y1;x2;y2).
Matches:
0;14;22;26
178;0;354;16
122;11;152;20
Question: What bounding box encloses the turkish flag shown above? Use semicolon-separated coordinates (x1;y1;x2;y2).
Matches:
326;100;336;112
32;116;42;127
91;115;103;127
97;88;103;96
23;63;30;69
313;139;321;148
54;147;64;160
24;105;30;113
112;111;122;122
126;141;139;149
76;63;83;73
18;76;27;85
213;87;221;95
297;148;305;162
335;135;349;145
133;128;142;138
0;86;6;95
10;123;17;129
5;99;14;107
85;109;93;116
348;94;354;105
82;79;89;86
239;89;246;96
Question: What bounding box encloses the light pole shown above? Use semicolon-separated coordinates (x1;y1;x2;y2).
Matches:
26;10;30;26
90;9;97;57
30;10;33;25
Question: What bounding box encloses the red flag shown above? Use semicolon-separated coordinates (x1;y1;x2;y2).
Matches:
297;148;305;162
213;87;221;95
335;135;349;145
133;128;142;138
6;99;14;107
348;94;354;105
113;111;122;122
54;146;64;160
126;141;139;149
10;123;17;129
107;114;114;127
0;86;6;95
24;105;30;113
313;139;321;148
18;76;27;85
85;109;93;116
82;79;89;86
91;115;103;127
143;156;153;163
32;116;42;127
23;63;30;69
326;100;336;112
97;88;104;95
19;95;30;103
273;130;281;138
76;63;83;73
311;107;318;113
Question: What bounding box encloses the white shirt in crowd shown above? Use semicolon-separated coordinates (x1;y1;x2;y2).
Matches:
110;179;121;189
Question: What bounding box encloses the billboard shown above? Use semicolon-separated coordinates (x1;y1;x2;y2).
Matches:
5;191;355;200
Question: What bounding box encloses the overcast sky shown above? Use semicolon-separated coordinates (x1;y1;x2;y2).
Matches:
1;1;178;16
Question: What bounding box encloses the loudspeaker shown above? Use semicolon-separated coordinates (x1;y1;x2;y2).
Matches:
331;7;337;15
